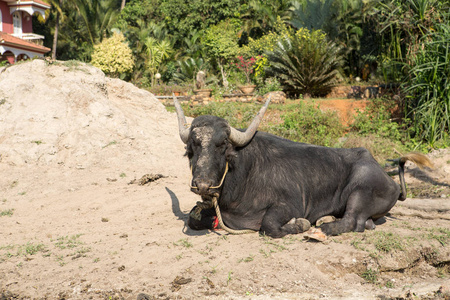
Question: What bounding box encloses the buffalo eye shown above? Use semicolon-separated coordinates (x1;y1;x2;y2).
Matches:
215;139;227;148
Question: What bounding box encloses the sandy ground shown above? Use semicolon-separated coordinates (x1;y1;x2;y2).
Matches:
0;61;449;300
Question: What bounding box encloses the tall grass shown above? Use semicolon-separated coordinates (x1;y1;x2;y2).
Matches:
404;23;450;147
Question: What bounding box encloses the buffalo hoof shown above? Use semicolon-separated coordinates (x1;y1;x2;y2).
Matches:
284;218;311;234
295;218;311;232
365;219;376;230
315;215;336;227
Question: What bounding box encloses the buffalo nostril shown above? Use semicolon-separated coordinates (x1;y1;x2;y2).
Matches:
195;181;212;194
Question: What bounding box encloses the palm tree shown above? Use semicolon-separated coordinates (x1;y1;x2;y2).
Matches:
73;0;120;45
265;30;344;97
144;37;173;86
46;0;72;60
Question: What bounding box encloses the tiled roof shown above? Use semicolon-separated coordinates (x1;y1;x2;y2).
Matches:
35;0;50;5
0;32;51;54
3;0;51;9
31;0;51;8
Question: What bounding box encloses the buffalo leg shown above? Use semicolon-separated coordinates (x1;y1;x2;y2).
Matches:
260;207;309;238
319;190;372;236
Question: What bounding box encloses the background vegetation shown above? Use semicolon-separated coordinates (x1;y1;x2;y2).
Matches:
34;0;450;149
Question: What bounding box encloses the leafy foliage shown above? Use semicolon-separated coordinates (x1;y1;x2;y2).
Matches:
172;58;207;85
144;37;173;87
159;0;241;43
202;21;240;64
404;22;450;146
265;28;344;97
90;32;134;77
350;98;404;141
270;102;345;147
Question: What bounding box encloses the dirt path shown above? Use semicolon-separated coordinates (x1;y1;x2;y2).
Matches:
0;61;449;300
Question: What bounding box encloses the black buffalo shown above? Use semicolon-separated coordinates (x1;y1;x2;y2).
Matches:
174;97;432;238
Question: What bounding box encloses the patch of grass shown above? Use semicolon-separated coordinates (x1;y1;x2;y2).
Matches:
119;173;127;178
238;254;254;263
31;140;43;145
370;231;405;253
350;238;367;251
260;234;287;252
56;255;66;266
54;234;84;249
227;271;233;286
350;231;405;254
427;228;450;246
385;280;395;288
210;265;219;274
0;209;14;217
102;141;117;149
361;268;378;283
174;238;193;248
17;242;46;256
259;248;272;258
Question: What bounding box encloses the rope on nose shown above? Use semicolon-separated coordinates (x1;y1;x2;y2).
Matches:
190;161;229;190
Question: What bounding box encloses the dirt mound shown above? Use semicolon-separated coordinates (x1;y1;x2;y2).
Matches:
0;60;184;176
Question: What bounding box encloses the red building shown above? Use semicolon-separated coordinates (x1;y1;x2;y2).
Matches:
0;0;51;64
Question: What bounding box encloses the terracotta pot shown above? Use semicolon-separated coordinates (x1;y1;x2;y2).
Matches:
194;89;212;97
238;84;256;94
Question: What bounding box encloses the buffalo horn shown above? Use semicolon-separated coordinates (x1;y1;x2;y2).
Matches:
229;96;271;147
173;94;190;144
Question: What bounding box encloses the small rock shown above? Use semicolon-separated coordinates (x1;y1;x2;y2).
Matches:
303;228;327;242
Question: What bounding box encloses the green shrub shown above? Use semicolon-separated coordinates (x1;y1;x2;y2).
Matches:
90;32;134;77
269;102;345;147
350;98;405;141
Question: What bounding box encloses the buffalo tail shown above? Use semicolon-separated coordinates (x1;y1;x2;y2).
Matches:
398;153;433;201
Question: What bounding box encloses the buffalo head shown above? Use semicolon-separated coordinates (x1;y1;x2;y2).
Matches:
174;96;271;196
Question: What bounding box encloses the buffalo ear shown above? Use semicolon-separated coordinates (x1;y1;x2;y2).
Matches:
225;143;237;165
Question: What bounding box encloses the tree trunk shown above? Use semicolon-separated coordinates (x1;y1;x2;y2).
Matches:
121;0;126;10
52;12;59;60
